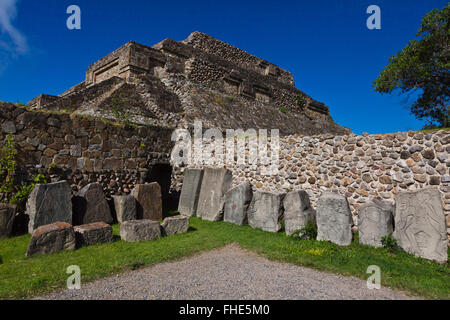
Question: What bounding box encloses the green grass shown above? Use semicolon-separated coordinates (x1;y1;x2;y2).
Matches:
0;218;449;299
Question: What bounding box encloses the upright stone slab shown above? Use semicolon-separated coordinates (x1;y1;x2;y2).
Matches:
161;215;190;236
131;183;162;221
112;195;136;223
0;204;15;238
197;168;233;221
26;181;72;233
283;190;316;236
247;191;285;232
358;199;394;247
178;169;204;217
223;182;252;226
72;183;113;225
26;222;76;257
120;220;161;242
74;222;113;247
316;193;353;246
394;188;448;263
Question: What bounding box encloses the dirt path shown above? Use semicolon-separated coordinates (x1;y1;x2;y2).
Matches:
37;244;420;300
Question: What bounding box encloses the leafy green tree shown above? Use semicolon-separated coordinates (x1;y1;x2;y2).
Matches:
373;4;449;128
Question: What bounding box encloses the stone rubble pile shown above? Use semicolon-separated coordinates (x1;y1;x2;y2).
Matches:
178;167;449;263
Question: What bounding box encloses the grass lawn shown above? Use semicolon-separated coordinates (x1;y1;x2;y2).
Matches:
0;217;449;299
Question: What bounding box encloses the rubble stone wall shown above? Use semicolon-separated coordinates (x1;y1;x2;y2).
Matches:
172;130;450;237
0;102;173;198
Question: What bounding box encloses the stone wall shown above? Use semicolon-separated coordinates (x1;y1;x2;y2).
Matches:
0;102;173;199
172;130;450;237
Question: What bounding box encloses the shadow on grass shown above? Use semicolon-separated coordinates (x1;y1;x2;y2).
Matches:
187;226;197;233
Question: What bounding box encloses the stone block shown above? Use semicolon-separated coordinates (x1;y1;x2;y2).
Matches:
74;222;113;247
72;183;113;225
178;169;204;217
247;191;285;232
131;183;162;221
223;182;252;226
26;222;76;257
283;190;316;236
26;181;72;233
394;188;448;263
161;215;189;236
197;168;232;221
112;195;136;223
0;204;15;238
120;220;161;242
316;193;353;246
358;199;394;247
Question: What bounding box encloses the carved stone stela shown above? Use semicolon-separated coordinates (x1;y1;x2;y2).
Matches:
394;188;448;263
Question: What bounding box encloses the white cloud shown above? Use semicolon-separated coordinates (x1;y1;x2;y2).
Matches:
0;0;28;55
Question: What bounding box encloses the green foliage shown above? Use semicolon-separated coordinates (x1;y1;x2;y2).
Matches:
296;93;306;108
381;233;401;252
373;4;450;127
279;106;287;114
292;220;318;240
9;174;47;209
0;135;17;202
111;94;132;128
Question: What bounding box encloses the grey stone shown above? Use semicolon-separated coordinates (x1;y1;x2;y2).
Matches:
26;222;76;257
197;168;232;221
409;145;423;153
316;193;353;246
120;220;161;242
72;183;113;225
131;183;162;221
178;169;204;217
283;190;316;236
26;181;73;233
223;182;252;226
0;204;15;238
247;191;285;232
394;188;448;263
112;195;136;223
358;199;394;247
74;222;113;247
161;215;190;236
1;121;16;134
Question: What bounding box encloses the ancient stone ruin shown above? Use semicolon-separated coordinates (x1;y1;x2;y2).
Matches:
0;32;448;263
27;31;349;137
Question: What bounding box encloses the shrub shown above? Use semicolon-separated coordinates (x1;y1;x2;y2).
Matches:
279;106;287;114
292;220;318;240
381;233;400;252
296;94;306;108
0;135;17;202
10;174;47;210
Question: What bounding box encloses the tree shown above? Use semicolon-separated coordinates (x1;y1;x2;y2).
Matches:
373;4;449;128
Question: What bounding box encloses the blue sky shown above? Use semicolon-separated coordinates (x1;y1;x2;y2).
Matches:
0;0;447;134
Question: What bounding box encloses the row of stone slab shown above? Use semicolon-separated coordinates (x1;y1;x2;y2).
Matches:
26;215;190;257
17;180;163;234
178;168;448;263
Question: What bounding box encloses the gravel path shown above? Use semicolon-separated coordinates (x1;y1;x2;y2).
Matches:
37;244;420;300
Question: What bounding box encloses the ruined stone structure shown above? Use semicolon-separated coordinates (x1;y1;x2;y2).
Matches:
27;31;350;136
1;32;448;252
